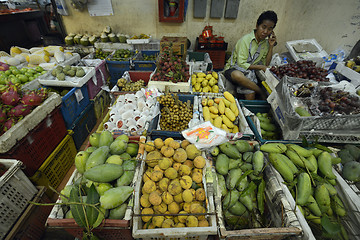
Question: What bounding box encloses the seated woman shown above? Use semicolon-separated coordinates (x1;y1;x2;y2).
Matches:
224;10;278;100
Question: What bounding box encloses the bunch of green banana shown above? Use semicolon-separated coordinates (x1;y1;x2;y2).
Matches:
261;143;348;240
255;112;280;140
212;140;267;230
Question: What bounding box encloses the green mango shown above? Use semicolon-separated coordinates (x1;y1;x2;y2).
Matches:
84;164;124;183
122;160;137;171
306;195;322;217
116;170;135;186
109;203;127;219
222;190;240;210
119;152;132;161
115;134;129;143
344;144;360;160
242;152;253;163
239;194;253;211
237;176;249;192
99;130;113;147
228;158;241;170
85;146;110;171
338;149;355;164
85;146;97;153
95;183;112;195
216;173;227;197
219;142;242;159
226;168;242;190
216;153;229;175
229;201;247;216
109;139;127;155
240;162;253;172
235;140;253;153
89;133;101;147
106;155;123;165
126;143;139;157
100;186;133;209
342;161;360;182
75;151;90;174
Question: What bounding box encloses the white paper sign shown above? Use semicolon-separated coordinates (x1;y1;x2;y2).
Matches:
75;89;84;103
88;0;114;17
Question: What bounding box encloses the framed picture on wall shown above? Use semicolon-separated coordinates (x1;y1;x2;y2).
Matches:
158;0;185;23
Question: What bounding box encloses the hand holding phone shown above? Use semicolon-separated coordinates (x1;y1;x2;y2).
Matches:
269;31;277;46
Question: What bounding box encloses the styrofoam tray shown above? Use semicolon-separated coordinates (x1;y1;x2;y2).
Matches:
38;67;96;87
335;62;360;88
285;39;328;62
148;68;191;92
0;93;62;153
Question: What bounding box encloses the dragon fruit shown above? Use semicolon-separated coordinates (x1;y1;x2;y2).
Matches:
8;104;32;118
1;85;20;106
37;88;49;101
3;118;17;132
21;91;42;106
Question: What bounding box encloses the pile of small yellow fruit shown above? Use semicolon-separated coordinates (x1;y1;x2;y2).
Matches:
202;91;240;133
140;138;210;229
191;71;219;93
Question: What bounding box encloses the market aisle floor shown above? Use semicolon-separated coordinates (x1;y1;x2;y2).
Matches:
41;109;108;240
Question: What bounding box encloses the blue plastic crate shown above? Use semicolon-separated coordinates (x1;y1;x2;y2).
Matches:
133;50;159;71
71;103;96;150
61;85;90;129
239;100;300;144
148;94;194;140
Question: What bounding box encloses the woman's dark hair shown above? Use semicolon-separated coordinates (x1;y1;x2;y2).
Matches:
257;10;277;28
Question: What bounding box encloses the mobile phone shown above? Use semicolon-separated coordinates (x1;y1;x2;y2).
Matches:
269;32;277;46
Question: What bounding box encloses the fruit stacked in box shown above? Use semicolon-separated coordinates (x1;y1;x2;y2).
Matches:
201;91;240;133
261;143;349;239
0;65;47;86
157;93;193;131
270;60;329;82
255;112;281;140
0;84;48;135
109;49;135;62
211;141;268;229
150;44;190;83
140;138;210;228
191;71;220;93
59;130;139;223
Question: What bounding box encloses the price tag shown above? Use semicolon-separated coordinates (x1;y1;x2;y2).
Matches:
74;89;84;103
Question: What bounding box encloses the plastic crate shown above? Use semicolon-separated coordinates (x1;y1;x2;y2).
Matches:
196;37;228;50
0;107;67;177
29;131;77;198
91;89;111;120
4;186;53;240
71;103;97;150
133;50;159;71
132;40;160;51
148;94;197;140
61;84;90;129
239;100;301;145
106;50;135;85
147;68;192;93
82;59;110;99
110;71;152;98
197;49;226;70
46;136;146;240
211;145;302;240
0;159;38;239
132;154;217;240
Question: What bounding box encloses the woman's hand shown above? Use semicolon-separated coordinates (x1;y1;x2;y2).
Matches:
268;31;277;47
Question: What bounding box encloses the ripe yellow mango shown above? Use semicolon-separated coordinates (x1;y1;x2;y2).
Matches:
224;91;235;103
225;108;236;121
219;100;225;114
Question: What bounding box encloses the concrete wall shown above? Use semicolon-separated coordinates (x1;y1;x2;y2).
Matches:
61;0;360;55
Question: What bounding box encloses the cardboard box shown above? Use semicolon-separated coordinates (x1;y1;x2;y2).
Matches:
160;36;187;57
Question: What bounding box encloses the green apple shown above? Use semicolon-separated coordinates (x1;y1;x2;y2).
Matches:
28;69;36;75
33;73;40;78
9;66;17;71
29;76;35;81
18;75;29;83
35;66;44;72
25;72;33;77
10;77;21;84
11;69;20;75
41;70;47;75
5;70;12;76
20;67;28;74
0;78;6;85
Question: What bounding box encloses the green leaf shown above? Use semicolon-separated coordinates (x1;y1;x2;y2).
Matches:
314;144;333;153
302;136;309;147
321;215;341;235
240;181;257;198
69;187;87;228
86;184;100;227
